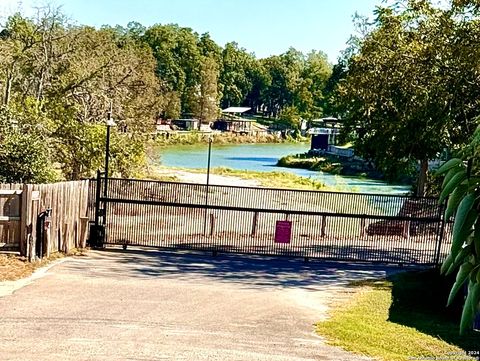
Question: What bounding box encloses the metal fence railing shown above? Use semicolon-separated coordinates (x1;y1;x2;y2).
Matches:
88;177;450;265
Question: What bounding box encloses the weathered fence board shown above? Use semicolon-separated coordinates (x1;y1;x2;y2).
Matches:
0;180;90;260
26;180;90;259
0;187;23;251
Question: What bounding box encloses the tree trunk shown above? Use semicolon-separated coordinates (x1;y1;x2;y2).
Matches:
4;72;13;106
36;69;45;103
417;159;428;197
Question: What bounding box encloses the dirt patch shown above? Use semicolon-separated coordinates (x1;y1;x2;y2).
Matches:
0;254;40;281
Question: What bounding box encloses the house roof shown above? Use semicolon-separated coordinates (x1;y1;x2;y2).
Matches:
222;107;251;113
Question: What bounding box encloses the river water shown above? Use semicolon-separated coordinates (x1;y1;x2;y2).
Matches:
156;143;410;194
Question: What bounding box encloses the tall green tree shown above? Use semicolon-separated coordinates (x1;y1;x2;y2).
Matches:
191;55;220;123
296;50;331;119
244;60;270;112
142;24;201;114
261;48;331;121
261;52;296;117
336;0;479;194
219;42;256;109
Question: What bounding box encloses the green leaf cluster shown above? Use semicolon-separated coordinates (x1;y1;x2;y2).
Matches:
438;127;480;334
0;106;56;183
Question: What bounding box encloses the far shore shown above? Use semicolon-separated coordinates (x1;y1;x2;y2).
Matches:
150;131;309;147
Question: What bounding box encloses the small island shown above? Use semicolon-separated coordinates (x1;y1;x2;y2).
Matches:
276;117;382;180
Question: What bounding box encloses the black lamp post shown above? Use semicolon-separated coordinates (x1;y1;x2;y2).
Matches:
104;111;115;197
91;110;115;248
102;111;115;244
203;136;213;236
206;136;212;188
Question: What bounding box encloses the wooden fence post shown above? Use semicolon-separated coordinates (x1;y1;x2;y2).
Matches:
79;217;89;248
20;184;35;258
19;185;27;257
321;215;327;237
209;213;215;237
403;214;411;240
360;218;366;238
251;211;259;237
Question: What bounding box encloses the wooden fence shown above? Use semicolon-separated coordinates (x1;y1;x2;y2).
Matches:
0;180;90;260
0;185;22;251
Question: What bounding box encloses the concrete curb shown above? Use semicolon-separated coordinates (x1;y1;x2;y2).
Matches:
0;258;69;298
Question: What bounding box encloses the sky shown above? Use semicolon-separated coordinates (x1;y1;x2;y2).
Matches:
0;0;386;63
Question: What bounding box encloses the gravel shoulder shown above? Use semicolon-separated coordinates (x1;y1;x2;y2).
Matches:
0;248;402;360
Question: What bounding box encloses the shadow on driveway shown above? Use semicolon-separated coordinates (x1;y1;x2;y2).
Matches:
66;247;416;290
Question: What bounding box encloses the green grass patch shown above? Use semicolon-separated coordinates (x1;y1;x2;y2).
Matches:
142;170;181;183
277;154;342;174
277;152;391;181
316;270;480;361
144;165;337;191
195;166;330;191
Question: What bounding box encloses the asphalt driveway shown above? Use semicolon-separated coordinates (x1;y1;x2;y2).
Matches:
0;248;402;360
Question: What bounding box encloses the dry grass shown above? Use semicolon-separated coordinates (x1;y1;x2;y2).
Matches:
0;249;87;282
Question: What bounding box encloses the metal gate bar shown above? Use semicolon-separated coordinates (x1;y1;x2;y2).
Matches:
89;177;448;265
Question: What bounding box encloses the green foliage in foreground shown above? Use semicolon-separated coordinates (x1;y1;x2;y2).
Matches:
317;271;480;361
438;127;480;335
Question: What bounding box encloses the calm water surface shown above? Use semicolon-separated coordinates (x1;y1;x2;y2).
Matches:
157;143;410;194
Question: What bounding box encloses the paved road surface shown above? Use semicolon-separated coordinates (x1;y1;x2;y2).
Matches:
0;248;403;360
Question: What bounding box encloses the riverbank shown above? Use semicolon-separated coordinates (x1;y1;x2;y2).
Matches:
145;165;331;191
151;131;308;147
277;152;384;179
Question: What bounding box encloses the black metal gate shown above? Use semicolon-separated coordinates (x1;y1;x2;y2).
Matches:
88;172;449;265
